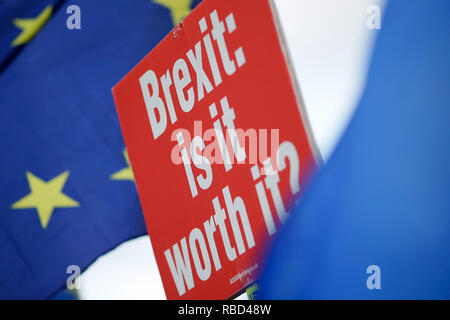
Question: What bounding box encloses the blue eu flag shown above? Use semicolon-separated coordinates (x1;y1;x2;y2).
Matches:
260;0;450;299
0;0;200;299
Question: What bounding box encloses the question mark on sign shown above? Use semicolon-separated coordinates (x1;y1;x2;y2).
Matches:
277;141;301;197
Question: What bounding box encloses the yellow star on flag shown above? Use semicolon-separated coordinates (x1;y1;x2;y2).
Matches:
12;5;53;47
153;0;193;26
11;171;79;229
111;149;134;181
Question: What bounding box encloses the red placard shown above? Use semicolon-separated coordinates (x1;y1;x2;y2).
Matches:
113;0;321;299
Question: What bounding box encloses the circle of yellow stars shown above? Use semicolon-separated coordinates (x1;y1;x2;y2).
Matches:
10;0;193;229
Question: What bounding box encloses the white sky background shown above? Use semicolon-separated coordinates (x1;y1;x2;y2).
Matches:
78;0;385;300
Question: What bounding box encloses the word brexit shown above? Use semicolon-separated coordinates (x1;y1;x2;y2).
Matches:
140;9;246;140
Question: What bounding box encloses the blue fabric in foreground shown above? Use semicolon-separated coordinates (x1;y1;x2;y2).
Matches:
260;0;450;299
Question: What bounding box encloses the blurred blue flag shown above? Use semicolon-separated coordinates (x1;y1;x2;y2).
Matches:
0;0;200;299
260;0;450;299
